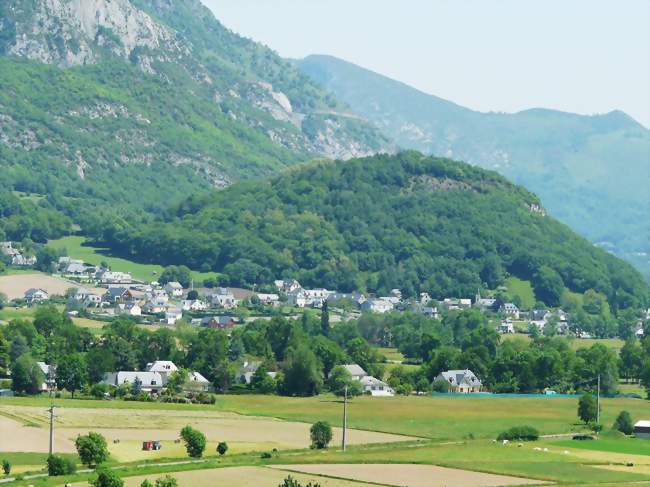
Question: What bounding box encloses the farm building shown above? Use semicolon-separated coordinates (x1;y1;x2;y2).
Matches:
635;420;650;439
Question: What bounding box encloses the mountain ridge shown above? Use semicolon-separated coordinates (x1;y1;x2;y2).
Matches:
297;54;650;280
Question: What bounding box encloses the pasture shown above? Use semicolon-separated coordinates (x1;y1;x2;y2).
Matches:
47;236;218;283
0;404;413;462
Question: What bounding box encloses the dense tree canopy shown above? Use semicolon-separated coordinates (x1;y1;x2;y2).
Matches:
98;152;648;312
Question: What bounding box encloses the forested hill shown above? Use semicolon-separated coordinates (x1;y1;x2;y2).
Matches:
95;152;649;312
297;55;650;281
0;0;389;243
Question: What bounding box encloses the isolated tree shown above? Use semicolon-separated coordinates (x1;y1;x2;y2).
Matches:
320;300;330;337
217;441;228;456
577;393;598;425
310;421;332;449
180;426;206;458
75;432;109;467
186;290;199;300
282;345;323;396
56;353;88;398
613;411;634;435
91;468;124;487
2;459;10;476
0;335;10;376
11;354;44;394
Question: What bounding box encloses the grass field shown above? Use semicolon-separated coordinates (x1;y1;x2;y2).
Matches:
375;347;405;363
552;436;650;457
505;277;536;309
47;236;218;283
2;395;650;486
569;338;625;352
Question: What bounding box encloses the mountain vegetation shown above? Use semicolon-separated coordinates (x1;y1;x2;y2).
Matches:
298;55;650;281
0;0;389;243
92;152;649;312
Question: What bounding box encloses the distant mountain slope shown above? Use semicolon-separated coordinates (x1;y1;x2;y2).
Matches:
0;1;391;241
96;152;649;312
297;55;650;280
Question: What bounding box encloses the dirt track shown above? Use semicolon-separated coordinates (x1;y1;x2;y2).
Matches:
272;464;547;487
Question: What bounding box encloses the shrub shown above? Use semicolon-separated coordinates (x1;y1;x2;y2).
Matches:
278;475;322;487
90;383;110;399
261;451;272;459
75;432;109;467
91;468;124;487
140;481;153;487
217;441;228;456
47;455;76;476
497;425;539;442
155;475;178;487
310;421;333;449
2;459;10;475
613;410;634;435
431;379;450;393
180;425;206;458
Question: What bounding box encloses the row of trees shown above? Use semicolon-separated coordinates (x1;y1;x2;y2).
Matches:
2;305;649;400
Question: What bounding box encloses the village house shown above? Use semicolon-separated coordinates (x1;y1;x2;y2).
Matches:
102;371;164;392
25;288;49;303
435;369;483;393
499;302;520;319
2;242;36;266
498;320;515;334
236;361;263;384
103;287;133;304
441;298;472;311
164;307;183;325
421;306;439;319
335;364;394;396
287;289;309;308
634;420;650;439
164;281;184;298
201;315;236;329
210;288;238;309
145;361;178;384
37;362;56;393
181;299;208;312
474;290;497;310
142;297;169;314
380;295;401;306
327;292;366;306
186;371;212;392
97;270;133;285
419;292;431;305
255;293;280;305
359;375;395;396
116;302;142;317
360;298;394;314
274;279;302;294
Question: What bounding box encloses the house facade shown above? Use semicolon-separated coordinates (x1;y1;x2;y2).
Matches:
435;369;483;393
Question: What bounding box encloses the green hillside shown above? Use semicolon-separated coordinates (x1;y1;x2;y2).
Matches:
0;0;389;243
93;152;649;311
297;55;650;281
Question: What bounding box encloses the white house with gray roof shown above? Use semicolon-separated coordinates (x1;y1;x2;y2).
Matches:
435;369;483;393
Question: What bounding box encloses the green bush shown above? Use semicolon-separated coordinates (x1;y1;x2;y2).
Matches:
180;425;206;458
613;410;634;435
217;441;228;456
497;425;539;441
91;468;124;487
310;421;333;449
47;455;76;476
431;379;450;393
2;459;10;476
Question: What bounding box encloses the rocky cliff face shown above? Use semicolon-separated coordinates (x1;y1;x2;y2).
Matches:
0;0;390;165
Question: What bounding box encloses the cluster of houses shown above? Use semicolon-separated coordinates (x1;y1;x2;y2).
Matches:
1;242;37;266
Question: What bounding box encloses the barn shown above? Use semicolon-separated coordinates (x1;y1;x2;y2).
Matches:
634;420;650;439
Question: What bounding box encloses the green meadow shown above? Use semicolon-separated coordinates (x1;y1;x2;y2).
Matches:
47;236;218;283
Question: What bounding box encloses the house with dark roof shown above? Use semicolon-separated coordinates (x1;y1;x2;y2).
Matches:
435;369;483;393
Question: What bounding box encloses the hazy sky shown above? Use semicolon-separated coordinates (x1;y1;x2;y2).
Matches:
203;0;650;128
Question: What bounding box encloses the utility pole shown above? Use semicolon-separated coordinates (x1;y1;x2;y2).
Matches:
48;405;55;456
342;385;348;452
596;374;600;425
